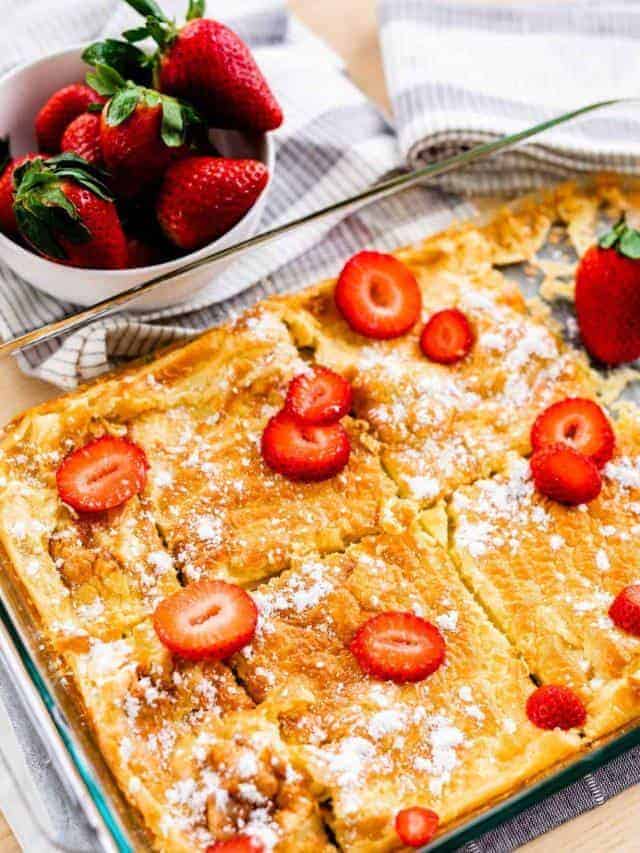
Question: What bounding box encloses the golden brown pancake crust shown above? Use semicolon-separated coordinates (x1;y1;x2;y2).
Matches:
1;176;639;851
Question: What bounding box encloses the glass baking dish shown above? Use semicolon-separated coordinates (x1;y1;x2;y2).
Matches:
2;127;640;851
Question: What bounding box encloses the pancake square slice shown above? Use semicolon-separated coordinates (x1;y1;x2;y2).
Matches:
450;409;640;740
130;305;397;586
69;619;334;852
0;443;181;652
281;218;597;506
0;303;397;595
236;510;580;852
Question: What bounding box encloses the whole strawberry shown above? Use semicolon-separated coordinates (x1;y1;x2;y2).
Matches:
35;83;105;153
119;0;283;132
13;154;128;269
575;219;640;365
156;156;268;251
87;63;202;198
0;140;46;238
61;113;103;166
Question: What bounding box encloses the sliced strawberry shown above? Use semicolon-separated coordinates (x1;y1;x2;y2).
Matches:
261;411;350;482
56;435;147;513
154;580;257;661
420;308;473;365
335;251;421;340
349;612;445;683
531;398;615;468
206;836;263;853
609;585;640;637
530;444;602;506
395;807;439;848
285;366;353;425
526;684;586;730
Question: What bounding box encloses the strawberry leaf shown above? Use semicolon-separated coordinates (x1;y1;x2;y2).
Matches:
13;168;92;261
83;39;152;87
13;158;54;194
145;16;173;50
160;98;184;147
143;89;161;108
124;0;167;21
598;220;625;249
106;87;141;126
598;219;640;259
16;207;68;260
123;26;150;42
44;154;114;202
87;63;128;97
618;227;640;260
186;0;205;20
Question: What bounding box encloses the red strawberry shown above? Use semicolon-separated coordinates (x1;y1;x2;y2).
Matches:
60;113;103;166
395;807;439;848
0;143;44;238
530;444;602;506
335;251;422;340
349;612;445;684
261;410;350;482
526;684;586;730
531;398;615;469
13;154;128;269
56;435;148;513
87;64;200;198
153;580;257;661
420;308;474;365
35;83;105;153
575;220;640;365
119;0;283;132
156;156;269;251
126;236;162;268
206;837;263;853
609;585;640;637
285;366;353;425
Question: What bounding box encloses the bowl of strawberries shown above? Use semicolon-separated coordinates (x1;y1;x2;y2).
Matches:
0;0;281;310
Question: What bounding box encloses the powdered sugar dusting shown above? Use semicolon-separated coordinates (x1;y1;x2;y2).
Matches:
604;456;640;490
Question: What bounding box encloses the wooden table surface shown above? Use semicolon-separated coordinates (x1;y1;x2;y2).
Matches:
1;0;639;849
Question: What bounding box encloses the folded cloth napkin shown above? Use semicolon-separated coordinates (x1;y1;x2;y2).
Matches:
379;0;640;194
0;0;467;388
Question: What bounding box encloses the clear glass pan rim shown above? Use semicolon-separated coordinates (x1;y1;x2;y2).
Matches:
2;166;640;853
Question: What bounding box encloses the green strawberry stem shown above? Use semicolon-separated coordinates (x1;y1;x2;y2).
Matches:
87;62;202;147
122;0;205;50
599;218;640;260
12;156;113;260
186;0;205;20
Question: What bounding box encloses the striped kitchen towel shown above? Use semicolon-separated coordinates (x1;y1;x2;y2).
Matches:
0;0;469;388
378;0;640;195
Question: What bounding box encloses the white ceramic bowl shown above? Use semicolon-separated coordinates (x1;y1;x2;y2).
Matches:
0;45;274;311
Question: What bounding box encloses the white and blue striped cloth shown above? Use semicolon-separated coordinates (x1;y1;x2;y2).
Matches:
4;1;640;389
0;0;471;388
2;2;640;851
379;0;640;193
